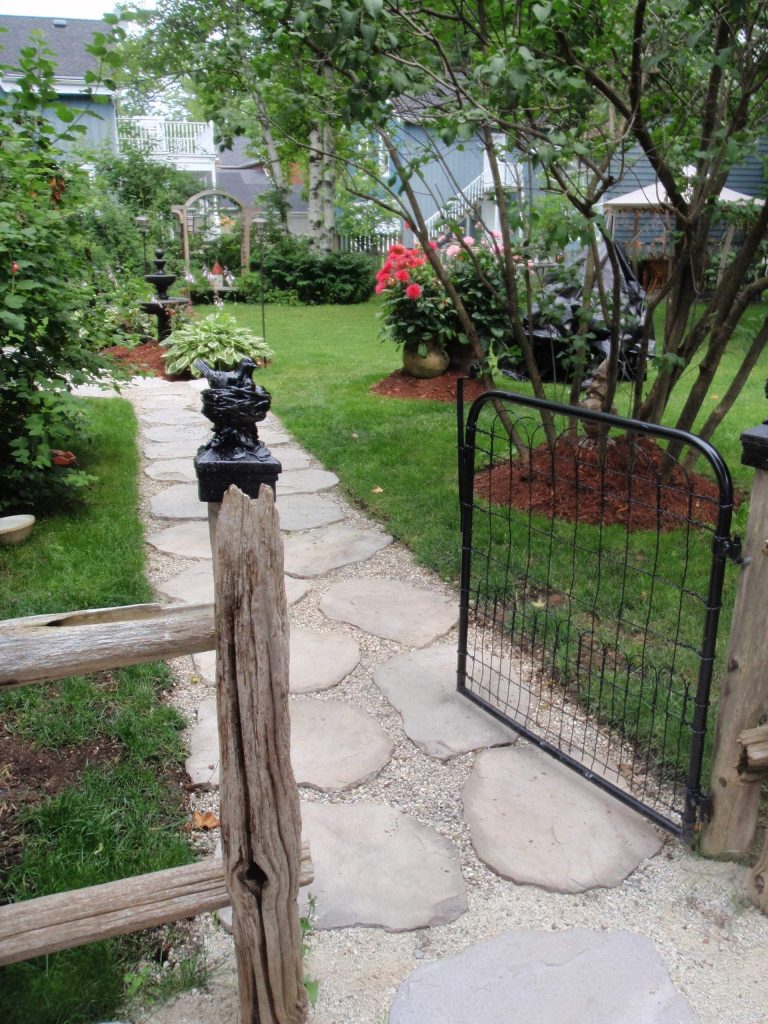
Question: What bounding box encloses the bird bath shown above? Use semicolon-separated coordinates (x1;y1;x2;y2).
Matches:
141;248;189;342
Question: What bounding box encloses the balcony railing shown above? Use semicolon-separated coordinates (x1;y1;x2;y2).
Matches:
117;118;216;159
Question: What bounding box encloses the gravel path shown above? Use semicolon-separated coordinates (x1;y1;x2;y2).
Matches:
110;377;768;1024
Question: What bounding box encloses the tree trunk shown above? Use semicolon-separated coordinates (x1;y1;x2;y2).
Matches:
215;486;308;1024
307;126;323;250
319;120;336;253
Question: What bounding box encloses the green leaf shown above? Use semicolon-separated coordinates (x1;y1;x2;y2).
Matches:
363;0;384;17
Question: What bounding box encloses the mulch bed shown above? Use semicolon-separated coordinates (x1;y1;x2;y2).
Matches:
475;434;724;532
371;368;487;403
103;340;190;381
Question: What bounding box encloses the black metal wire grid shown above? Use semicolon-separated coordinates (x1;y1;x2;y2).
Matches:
457;386;735;839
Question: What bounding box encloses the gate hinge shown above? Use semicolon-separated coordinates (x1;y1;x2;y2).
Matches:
692;789;714;825
713;534;743;563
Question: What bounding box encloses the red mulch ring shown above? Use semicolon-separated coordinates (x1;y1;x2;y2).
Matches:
103;340;191;381
371;368;487;403
475;434;724;532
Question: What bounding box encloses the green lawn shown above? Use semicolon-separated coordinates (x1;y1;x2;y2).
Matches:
0;399;195;1024
234;298;768;791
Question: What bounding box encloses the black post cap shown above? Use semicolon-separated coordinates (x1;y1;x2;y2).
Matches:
740;424;768;469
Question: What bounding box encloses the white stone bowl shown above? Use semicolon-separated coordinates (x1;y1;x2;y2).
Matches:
0;514;36;545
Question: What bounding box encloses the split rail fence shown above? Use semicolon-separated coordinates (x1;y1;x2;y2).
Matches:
0;487;312;1024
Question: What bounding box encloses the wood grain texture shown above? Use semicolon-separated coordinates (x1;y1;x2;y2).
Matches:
701;471;768;857
0;850;313;967
215;486;308;1024
0;603;215;688
738;725;768;774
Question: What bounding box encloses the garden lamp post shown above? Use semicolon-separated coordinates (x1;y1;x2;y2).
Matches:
134;215;150;274
253;216;267;347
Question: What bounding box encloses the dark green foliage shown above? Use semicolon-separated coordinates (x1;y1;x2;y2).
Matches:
261;236;375;304
0;46;116;514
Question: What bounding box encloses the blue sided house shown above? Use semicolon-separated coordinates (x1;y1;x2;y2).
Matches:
0;15;118;152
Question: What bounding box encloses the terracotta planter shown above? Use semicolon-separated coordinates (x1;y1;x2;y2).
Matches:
402;344;450;379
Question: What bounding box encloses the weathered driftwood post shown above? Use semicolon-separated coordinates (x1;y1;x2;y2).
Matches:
192;360;305;1021
215;486;307;1023
701;413;768;859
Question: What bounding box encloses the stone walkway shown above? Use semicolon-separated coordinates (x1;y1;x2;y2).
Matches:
85;376;768;1024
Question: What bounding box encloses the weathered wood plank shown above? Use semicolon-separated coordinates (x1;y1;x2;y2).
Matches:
215;486;308;1024
701;470;768;857
0;849;313;967
738;724;768;774
0;603;215;688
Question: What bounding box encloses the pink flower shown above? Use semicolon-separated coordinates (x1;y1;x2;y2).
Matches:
375;281;388;294
462;236;475;246
428;240;438;249
394;269;410;283
405;283;423;300
491;230;503;239
446;244;460;258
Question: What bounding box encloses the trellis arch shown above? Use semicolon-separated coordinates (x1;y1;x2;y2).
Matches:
171;188;260;275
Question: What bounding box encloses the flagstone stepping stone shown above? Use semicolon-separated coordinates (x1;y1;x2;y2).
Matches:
143;424;210;445
320;579;457;647
140;409;205;427
388;928;697;1024
290;627;361;693
151;483;207;520
193;623;354;688
186;697;391;793
144;459;198;483
374;646;517;760
185;698;218;786
462;746;663;893
146;521;211;559
187;378;209;392
299;802;467;931
158;564;216;606
144;439;206;460
272;446;312;471
259;429;291;446
276;494;345;532
284;525;392;578
279;468;339;494
291;700;393;791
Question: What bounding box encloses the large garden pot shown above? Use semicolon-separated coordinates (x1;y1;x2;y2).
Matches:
445;336;478;373
402;343;450;379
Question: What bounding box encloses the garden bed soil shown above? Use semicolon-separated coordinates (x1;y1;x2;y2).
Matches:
371;368;487;403
0;728;122;872
103;341;191;381
475;434;723;532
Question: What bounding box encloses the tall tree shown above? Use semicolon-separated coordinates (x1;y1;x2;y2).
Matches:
260;0;768;444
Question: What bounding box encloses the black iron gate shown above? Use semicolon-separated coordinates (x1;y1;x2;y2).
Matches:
457;384;737;841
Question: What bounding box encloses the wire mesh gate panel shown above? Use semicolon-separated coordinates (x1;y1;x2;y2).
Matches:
457;386;735;840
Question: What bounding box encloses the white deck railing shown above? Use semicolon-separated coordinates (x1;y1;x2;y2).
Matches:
117;118;216;158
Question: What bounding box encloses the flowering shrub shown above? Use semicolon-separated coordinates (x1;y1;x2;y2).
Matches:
375;243;456;354
377;238;519;358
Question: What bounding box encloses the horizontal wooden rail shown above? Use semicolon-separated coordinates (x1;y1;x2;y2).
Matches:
0;602;215;689
0;844;314;967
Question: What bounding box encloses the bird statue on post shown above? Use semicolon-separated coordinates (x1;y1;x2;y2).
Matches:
580;359;617;440
194;357;258;390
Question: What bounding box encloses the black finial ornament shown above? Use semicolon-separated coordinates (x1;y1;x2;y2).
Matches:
193;358;282;501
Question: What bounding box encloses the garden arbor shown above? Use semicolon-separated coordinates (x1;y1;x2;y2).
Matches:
172;188;260;276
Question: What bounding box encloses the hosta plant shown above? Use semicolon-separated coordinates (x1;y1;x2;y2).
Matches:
162;309;273;376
